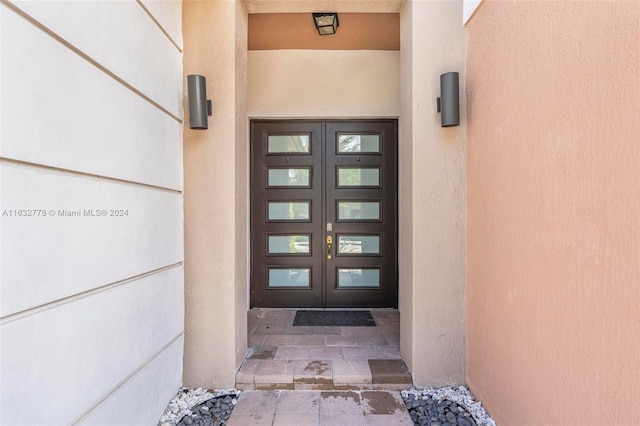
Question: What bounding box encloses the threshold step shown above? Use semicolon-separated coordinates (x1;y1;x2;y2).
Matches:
236;358;412;391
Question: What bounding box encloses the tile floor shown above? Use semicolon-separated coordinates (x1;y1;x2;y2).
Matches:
236;309;411;391
226;390;414;426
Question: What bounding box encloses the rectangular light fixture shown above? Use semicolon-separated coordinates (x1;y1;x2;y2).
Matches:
313;13;339;35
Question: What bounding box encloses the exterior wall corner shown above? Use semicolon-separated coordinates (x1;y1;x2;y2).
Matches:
182;0;249;388
400;0;467;387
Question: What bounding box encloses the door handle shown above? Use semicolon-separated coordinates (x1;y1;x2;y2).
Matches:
326;235;333;260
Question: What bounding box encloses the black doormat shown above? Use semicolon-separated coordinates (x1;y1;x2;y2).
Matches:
293;310;376;327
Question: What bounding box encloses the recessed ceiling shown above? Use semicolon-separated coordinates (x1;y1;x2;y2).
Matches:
243;0;402;14
249;13;400;50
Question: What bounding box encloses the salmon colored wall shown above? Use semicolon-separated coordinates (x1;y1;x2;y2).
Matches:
249;13;399;50
466;1;640;424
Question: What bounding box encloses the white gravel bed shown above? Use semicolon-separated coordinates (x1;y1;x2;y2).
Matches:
158;387;240;426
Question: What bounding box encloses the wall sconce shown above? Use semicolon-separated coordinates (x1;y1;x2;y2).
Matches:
187;74;212;130
313;13;339;35
436;72;460;127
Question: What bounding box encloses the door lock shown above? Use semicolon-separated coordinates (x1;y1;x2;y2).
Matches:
326;235;333;260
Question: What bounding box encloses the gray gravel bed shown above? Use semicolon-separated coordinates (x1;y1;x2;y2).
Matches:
402;386;496;426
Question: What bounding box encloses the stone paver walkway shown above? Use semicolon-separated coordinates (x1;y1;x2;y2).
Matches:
237;309;411;390
226;390;414;425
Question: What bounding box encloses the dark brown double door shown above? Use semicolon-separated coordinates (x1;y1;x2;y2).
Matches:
251;120;397;308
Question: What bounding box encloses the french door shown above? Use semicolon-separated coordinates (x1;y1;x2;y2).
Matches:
250;120;397;308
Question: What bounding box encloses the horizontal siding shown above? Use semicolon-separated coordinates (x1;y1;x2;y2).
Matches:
1;8;182;190
8;0;183;117
1;0;184;423
140;0;183;50
0;267;184;426
77;335;184;426
1;163;183;317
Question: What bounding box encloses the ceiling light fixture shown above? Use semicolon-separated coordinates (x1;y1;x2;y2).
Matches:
312;13;339;36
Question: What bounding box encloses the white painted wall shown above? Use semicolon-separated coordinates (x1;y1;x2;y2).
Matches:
0;0;184;424
248;50;400;118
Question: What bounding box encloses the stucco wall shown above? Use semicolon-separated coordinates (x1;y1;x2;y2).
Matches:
248;3;467;388
182;0;248;388
0;1;184;424
248;50;400;118
399;0;467;386
466;1;640;424
184;0;466;389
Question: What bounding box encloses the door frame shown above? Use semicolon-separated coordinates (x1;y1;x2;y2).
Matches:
249;119;398;309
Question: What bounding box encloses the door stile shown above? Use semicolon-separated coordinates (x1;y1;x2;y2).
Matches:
320;122;327;307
